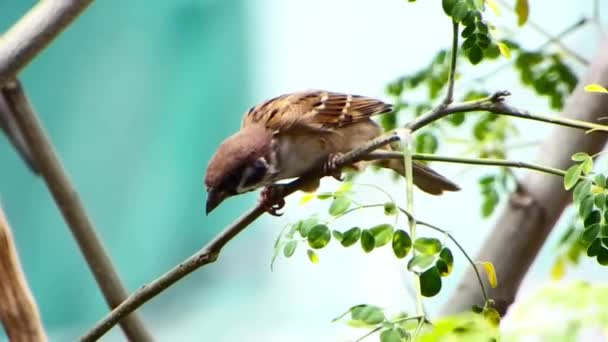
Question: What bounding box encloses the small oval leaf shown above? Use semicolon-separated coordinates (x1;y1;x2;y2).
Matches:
341;227;362;247
360;230;375;253
307;249;319;263
515;0;529;26
383;202;397;216
329;196;352;216
414;237;442;255
584;84;608;94
350;305;385;325
307;224;331;249
392;230;412;259
564;164;582;190
480;261;498;288
370;224;394;247
420;267;442;297
283;240;297;257
407;254;436;273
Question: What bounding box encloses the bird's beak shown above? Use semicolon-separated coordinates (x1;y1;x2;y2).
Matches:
206;188;228;215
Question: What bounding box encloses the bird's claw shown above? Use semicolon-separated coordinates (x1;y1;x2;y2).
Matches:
259;186;285;216
324;153;344;181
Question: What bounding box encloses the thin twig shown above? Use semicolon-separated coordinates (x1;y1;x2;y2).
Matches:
0;0;94;84
2;80;152;341
0;203;46;341
80;90;608;340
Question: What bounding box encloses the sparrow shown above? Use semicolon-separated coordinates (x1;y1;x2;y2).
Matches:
0;87;39;174
204;90;459;215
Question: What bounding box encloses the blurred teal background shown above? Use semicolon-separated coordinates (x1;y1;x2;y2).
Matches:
0;0;607;341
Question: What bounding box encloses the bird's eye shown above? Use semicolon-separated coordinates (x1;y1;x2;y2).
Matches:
241;159;268;188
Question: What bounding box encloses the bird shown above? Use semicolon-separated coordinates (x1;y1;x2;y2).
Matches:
204;90;459;215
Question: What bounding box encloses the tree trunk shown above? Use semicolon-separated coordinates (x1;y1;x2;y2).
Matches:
443;39;608;315
0;204;46;342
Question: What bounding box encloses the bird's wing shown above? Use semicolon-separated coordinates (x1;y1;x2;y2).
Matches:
241;90;392;134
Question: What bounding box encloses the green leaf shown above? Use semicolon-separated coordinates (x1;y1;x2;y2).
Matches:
420;267;442;297
361;229;375;253
307;224;331;249
467;45;483;65
439;248;454;275
380;328;402;342
299;193;315;206
594;193;606;210
316;192;333;200
581;158;593;175
407;254;436;273
461;24;476;39
584;210;601;228
341;227;361;247
584;84;608;94
573;179;592;204
297;217;320;238
579;196;595;219
497;42;511;59
329;196;351;216
471;304;484;313
448;112;466;126
370;224;394;247
587;239;602;257
597;247;608;266
515;0;529;26
452;1;469;22
414;237;442;255
351;305;386;325
571;152;591;162
332;230;344;242
481;194;498;218
442;0;458;16
483;307;501;327
392;230;412;259
384;202;397;216
582;224;600;244
436;259;450;277
307;249;319;263
283;240;297;257
595;174;606;188
564;164;582;190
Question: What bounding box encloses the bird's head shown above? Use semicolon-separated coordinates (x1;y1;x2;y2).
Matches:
204;125;274;214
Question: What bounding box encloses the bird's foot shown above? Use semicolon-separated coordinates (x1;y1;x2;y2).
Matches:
324;153;344;181
259;185;286;216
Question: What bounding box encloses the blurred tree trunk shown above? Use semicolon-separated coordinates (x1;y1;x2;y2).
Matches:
0;203;46;341
443;39;608;315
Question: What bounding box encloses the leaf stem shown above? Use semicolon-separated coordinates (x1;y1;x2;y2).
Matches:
401;136;426;331
444;21;459;105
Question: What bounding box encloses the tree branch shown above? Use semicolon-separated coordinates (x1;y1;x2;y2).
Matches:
0;91;39;173
2;80;152;341
0;202;46;342
80;86;608;339
0;0;94;85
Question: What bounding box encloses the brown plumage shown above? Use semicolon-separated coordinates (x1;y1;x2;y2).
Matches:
204;90;459;214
